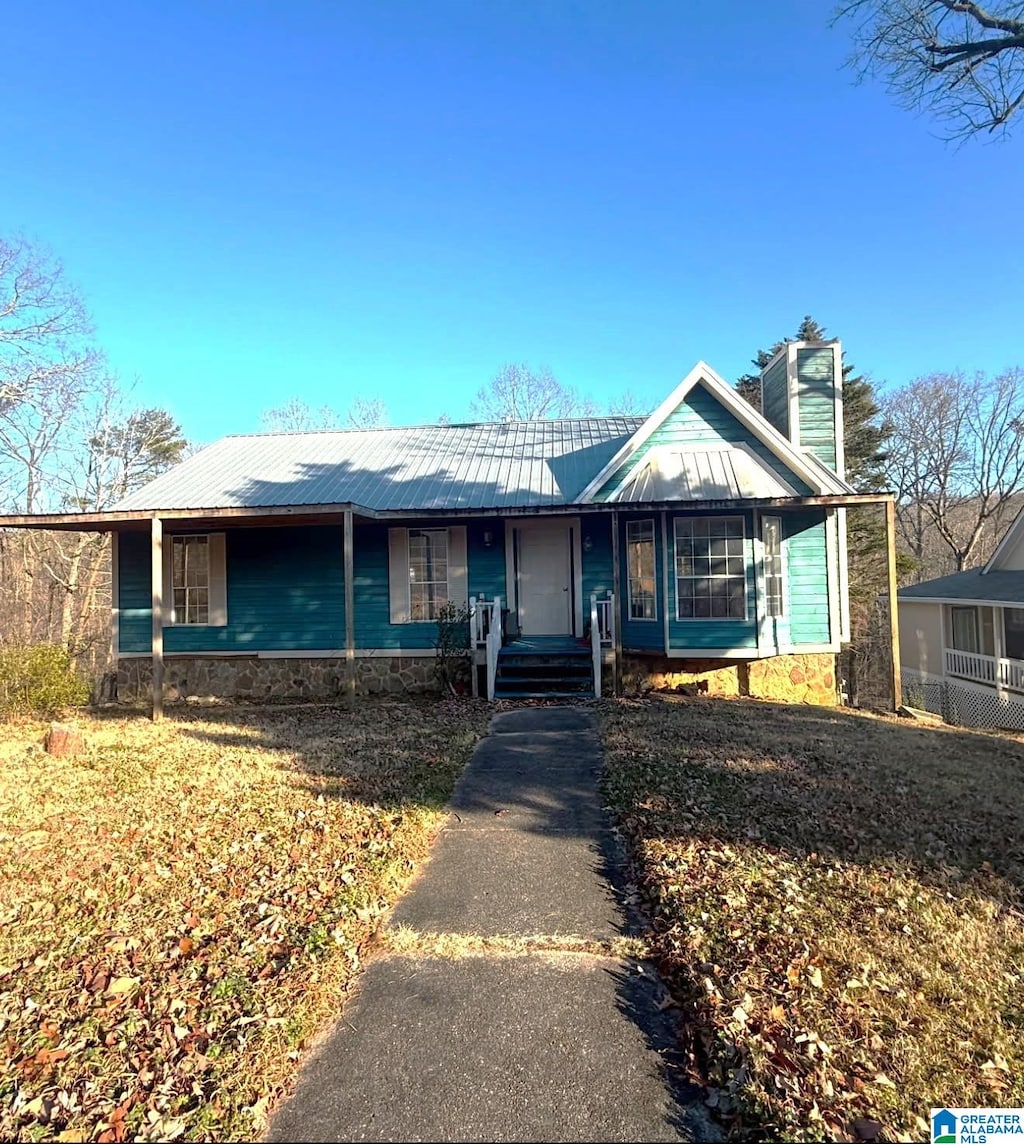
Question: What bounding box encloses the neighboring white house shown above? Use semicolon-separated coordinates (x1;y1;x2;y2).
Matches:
899;508;1024;729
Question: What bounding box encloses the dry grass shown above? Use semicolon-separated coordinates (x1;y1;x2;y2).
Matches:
380;926;651;961
0;699;490;1142
600;696;1024;1143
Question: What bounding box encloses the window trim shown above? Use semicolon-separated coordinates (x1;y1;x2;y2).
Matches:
170;533;211;627
673;515;749;623
626;518;658;622
761;514;785;620
950;605;980;653
407;527;450;623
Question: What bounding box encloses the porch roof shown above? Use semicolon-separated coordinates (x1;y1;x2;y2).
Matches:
899;568;1024;607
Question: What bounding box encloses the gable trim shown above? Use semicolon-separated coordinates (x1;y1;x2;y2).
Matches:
576;361;835;504
984;504;1024;573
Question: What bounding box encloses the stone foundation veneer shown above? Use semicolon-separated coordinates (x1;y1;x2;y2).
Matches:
116;655;438;704
621;652;838;706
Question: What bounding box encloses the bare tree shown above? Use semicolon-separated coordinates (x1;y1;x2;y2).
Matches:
836;0;1024;139
607;391;651;417
470;363;597;421
261;398;342;433
884;369;1024;573
0;236;186;660
261;395;388;432
346;396;387;428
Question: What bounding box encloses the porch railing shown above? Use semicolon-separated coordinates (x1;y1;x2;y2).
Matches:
945;647;1024;693
469;595;502;700
590;591;614;699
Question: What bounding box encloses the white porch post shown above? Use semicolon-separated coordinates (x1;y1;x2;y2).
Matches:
150;516;164;723
994;606;1007;700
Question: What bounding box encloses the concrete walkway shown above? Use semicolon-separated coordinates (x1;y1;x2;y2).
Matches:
267;708;713;1144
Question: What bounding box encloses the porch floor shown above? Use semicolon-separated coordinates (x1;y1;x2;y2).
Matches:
503;635;590;655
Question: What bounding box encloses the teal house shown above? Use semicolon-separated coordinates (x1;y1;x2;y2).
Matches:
1;341;889;710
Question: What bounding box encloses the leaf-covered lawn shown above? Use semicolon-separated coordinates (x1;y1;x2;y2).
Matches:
600;696;1024;1143
0;699;489;1142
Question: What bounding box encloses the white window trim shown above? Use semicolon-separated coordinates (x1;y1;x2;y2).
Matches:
408;527;450;624
761;514;785;620
673;515;749;623
626;518;658;622
162;532;227;628
388;525;468;625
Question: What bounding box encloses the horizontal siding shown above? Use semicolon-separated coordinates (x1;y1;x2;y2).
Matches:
356;520;507;650
619;511;665;651
582;514;614;605
595;383;812;501
119;519;506;655
786;510;831;646
119;525;345;654
796;348;838;471
761;355;789;438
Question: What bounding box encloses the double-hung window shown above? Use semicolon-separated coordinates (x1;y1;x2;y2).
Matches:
762;515;784;619
171;535;210;625
626;519;657;620
408;529;449;621
674;516;747;620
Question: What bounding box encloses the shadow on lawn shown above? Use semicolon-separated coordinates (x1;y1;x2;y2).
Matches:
606;695;1024;902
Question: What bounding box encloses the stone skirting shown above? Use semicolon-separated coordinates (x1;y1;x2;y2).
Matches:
621;652;838;706
116;655;438;704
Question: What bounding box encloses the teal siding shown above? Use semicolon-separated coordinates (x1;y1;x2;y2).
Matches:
119;518;506;655
666;510;758;651
619;512;665;651
118;525;345;654
795;347;838;471
355;519;506;650
467;519;507;604
594;383;812;500
786;510;831;646
581;514;614;604
761;354;789;437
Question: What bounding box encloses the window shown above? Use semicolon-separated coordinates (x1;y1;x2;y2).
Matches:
171;535;209;625
408;529;448;621
1006;608;1024;661
626;519;656;620
674;516;747;620
950;606;979;653
762;515;784;618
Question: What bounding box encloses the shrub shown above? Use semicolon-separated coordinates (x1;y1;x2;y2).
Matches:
0;644;90;718
434;602;472;695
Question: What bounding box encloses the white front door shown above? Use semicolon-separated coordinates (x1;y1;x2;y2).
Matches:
515;520;573;635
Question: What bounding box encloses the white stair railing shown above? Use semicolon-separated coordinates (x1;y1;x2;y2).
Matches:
590;591;614;698
485;595;502;700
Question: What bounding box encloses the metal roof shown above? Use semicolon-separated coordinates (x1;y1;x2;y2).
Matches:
898;568;1024;606
112;419;645;513
609;445;799;503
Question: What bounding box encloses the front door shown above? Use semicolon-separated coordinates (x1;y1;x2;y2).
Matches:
515;520;573;635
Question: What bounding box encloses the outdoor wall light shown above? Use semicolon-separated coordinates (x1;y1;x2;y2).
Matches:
582;535;593;553
482;529;495;548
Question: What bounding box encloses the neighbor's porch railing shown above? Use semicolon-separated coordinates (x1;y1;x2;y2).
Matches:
590;591;614;699
469;595;503;700
945;647;1024;693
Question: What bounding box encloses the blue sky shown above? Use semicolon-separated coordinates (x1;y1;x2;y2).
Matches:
5;1;1023;444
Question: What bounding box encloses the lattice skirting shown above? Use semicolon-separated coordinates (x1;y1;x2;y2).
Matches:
903;668;1024;731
